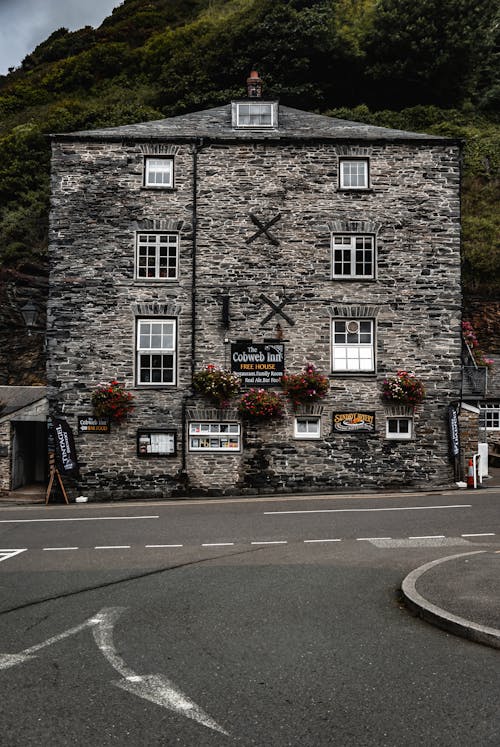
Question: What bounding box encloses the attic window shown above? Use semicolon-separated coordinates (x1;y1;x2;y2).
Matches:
235;102;275;128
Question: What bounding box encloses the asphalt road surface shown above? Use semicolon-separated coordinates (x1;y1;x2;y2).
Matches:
0;489;499;746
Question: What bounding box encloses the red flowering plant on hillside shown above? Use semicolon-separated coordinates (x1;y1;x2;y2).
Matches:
91;380;135;424
381;371;425;409
192;364;241;407
238;388;284;420
281;362;329;408
462;321;494;368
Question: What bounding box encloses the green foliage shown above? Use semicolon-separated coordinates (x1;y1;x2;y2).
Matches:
364;0;498;108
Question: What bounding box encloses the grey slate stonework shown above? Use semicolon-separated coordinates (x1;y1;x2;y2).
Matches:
47;103;462;499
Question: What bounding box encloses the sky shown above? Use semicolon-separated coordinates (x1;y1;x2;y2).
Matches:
0;0;122;75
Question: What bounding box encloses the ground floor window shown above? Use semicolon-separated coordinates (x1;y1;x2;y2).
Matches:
294;416;321;439
386;417;413;440
189;422;241;452
136;318;176;385
480;403;500;430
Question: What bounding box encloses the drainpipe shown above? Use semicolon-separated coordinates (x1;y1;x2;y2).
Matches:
180;138;204;478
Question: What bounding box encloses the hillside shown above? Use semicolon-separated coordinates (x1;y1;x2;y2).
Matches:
0;0;498;383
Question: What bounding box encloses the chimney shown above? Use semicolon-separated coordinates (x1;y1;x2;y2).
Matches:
246;70;263;98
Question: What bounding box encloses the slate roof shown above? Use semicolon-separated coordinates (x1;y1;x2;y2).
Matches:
0;386;47;416
52;103;452;143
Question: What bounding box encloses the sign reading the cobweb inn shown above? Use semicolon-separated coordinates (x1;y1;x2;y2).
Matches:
333;412;375;433
231;343;284;387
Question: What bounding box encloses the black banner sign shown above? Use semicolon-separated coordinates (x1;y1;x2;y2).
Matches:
51;417;79;475
447;405;460;459
78;415;110;433
231;343;284;387
333;412;375;433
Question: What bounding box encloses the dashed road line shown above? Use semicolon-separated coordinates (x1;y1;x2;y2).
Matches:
94;545;131;550
201;542;235;547
145;544;183;548
43;547;79;551
0;516;159;524
409;535;445;539
357;537;392;541
304;538;342;543
264;504;471;515
461;533;495;537
251;540;288;545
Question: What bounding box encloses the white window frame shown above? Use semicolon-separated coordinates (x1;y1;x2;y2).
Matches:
481;403;500;430
332;319;375;372
339;158;369;190
386;417;413;440
235;102;274;128
189;422;241;452
135;232;179;280
144;157;174;188
136;318;176;386
332;235;375;279
294;416;321;439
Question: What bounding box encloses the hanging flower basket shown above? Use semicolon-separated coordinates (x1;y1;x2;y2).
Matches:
381;371;425;409
462;321;494;368
238;388;284;420
91;380;135;424
281;363;329;409
193;365;241;407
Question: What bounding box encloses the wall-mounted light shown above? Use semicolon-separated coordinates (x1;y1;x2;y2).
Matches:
20;300;38;334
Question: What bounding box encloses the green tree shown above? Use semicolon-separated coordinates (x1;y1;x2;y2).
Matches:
364;0;497;108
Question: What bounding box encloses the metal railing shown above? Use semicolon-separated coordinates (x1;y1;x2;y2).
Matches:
462;366;488;397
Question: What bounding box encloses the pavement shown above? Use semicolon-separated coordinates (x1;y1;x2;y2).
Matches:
1;472;499;650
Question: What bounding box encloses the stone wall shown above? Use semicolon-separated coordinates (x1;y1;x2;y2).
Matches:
48;135;462;498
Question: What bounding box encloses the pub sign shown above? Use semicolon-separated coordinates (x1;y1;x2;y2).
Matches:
333;411;375;433
78;415;110;433
231;343;284;387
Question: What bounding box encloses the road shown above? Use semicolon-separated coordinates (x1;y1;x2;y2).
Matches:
0;488;499;746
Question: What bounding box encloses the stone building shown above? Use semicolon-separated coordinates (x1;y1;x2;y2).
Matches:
47;76;463;499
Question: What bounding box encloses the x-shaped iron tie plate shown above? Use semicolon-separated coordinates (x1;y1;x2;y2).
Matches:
260;293;295;327
246;213;281;246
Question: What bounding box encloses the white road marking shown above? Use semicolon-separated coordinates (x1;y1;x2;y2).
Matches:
357;537;392;541
264;504;471;515
94;545;131;550
304;538;342;543
145;544;183;548
251;540;287;545
461;533;495;537
0;607;229;736
92;609;229;735
409;535;445;539
0;549;27;563
0;516;159;523
201;543;235;547
43;547;79;551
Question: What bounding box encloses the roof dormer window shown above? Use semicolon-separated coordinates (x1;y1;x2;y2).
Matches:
232;101;277;129
236;102;274;128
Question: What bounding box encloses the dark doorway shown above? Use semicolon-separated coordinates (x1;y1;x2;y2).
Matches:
11;421;47;490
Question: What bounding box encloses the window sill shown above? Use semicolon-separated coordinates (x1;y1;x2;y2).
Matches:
330;277;377;282
140;186;177;192
336;188;374;194
329;372;377;378
133;279;180;284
